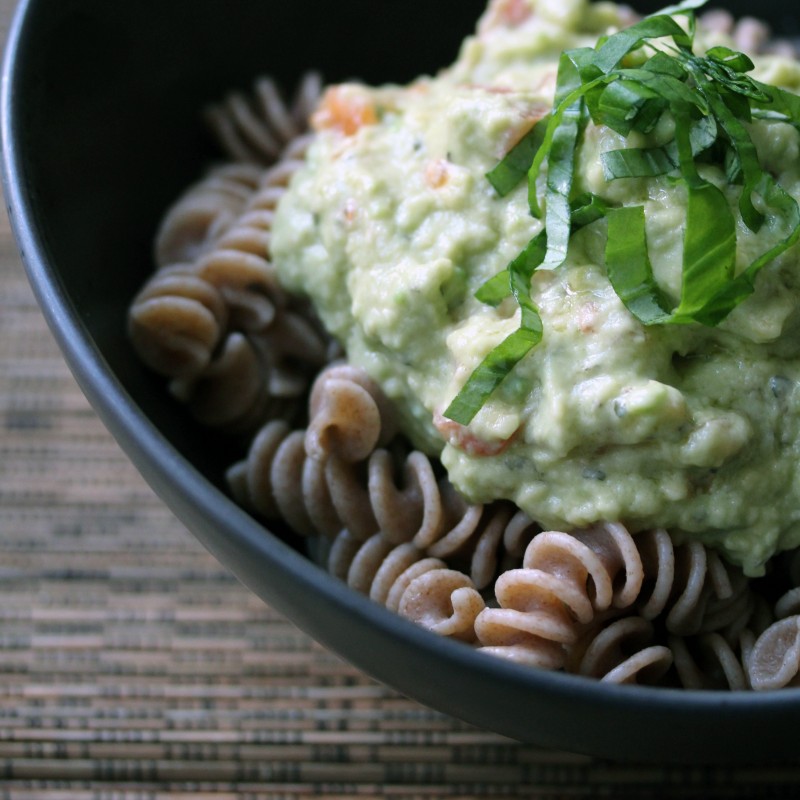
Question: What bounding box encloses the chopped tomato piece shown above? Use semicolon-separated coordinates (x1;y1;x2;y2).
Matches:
480;0;533;32
434;412;517;458
312;86;378;136
424;159;450;189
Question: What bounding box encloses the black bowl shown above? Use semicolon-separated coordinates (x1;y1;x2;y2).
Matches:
4;0;800;764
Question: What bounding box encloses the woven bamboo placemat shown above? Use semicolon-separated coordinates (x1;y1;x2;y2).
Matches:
3;2;800;797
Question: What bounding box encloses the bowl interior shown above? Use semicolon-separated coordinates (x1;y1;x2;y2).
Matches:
5;0;800;764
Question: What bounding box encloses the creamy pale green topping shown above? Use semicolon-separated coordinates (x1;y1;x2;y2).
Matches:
272;0;800;576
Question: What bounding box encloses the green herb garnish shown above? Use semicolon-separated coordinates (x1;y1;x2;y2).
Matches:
444;0;800;426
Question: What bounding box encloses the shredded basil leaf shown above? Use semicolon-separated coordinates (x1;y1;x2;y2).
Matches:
601;146;676;179
537;53;589;268
443;0;800;425
486;115;549;197
444;235;546;425
606;206;671;323
475;231;547;307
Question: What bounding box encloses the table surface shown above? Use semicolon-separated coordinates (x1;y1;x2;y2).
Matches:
3;0;800;796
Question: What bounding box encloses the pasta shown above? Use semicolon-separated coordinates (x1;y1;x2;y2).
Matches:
204;73;323;166
129;83;329;432
127;2;800;691
324;530;484;641
568;616;673;686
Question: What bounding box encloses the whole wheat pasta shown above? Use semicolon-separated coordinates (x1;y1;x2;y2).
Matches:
473;523;644;669
568;616;673;686
154;163;264;269
742;580;800;690
306;362;398;463
324;529;484;642
326;530;439;609
398;567;485;643
168;331;291;431
635;529;757;637
227;360;536;599
747;616;800;690
204;72;323;165
474;523;760;673
128;263;229;381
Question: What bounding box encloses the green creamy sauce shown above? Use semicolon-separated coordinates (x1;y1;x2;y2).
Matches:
272;0;800;576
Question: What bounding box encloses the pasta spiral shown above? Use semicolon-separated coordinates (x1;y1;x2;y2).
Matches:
204;72;323;165
746;583;800;690
568;616;673;685
227;385;476;548
670;632;749;691
154;163;264;269
127;263;229;381
474;522;644;669
325;530;484;642
635;528;756;637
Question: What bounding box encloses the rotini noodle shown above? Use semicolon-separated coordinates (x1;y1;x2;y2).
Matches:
204;72;323;165
748;616;800;690
745;579;800;690
473;522;644;669
324;529;483;641
569;616;673;685
635;528;756;637
473;523;761;676
128;263;229;380
306;363;398;463
168;331;288;431
154;163;264;269
398;568;485;642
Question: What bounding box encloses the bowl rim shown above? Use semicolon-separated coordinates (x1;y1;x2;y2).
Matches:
4;0;800;760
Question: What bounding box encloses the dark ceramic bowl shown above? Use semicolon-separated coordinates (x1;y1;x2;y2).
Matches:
4;0;800;764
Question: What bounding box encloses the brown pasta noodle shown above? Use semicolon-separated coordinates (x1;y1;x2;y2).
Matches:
324;529;484;642
204;73;323;165
473;523;645;670
130;63;800;691
635;529;757;637
398;568;485;643
306;363;398;463
169;331;290;431
128;263;229;381
748;617;800;690
227;363;498;552
742;583;800;690
227;419;341;538
472;523;762;675
568;616;673;686
154;163;264;270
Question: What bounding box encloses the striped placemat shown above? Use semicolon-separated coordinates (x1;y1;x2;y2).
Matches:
3;3;800;796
